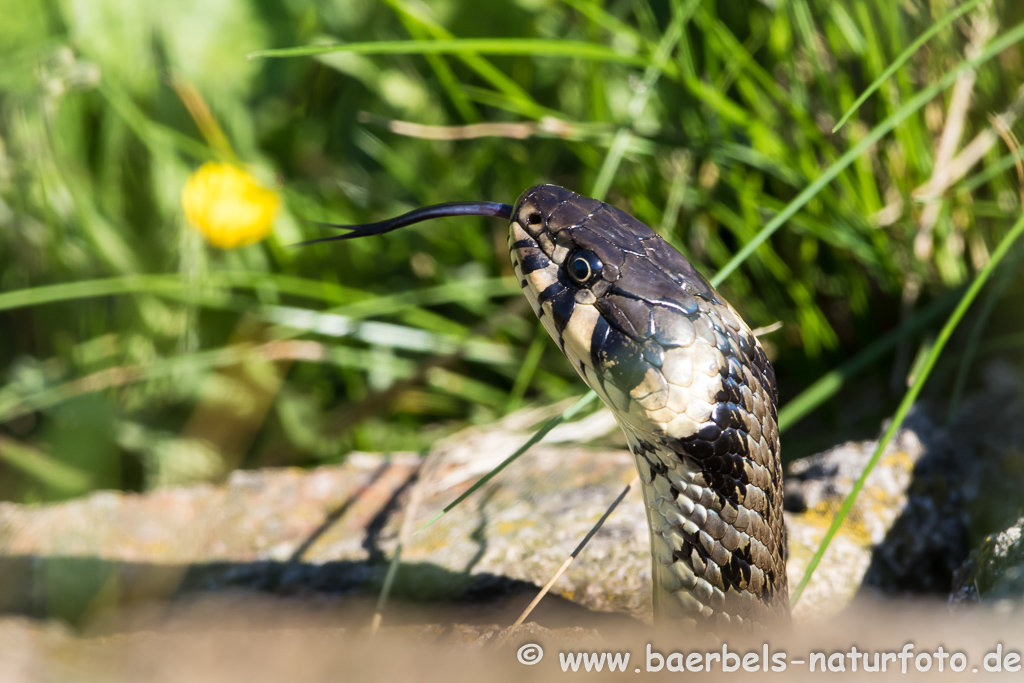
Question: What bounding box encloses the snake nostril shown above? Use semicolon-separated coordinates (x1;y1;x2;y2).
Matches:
527;212;543;225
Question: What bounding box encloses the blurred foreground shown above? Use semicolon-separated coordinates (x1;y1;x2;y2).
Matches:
2;599;1023;682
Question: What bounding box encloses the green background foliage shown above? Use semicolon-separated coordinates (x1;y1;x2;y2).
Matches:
1;0;1022;504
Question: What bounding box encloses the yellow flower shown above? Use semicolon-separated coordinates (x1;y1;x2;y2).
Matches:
181;162;280;249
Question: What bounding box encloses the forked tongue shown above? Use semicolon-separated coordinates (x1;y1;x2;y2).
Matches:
298;201;513;246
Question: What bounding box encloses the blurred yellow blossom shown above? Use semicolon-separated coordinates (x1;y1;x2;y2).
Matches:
181;162;280;249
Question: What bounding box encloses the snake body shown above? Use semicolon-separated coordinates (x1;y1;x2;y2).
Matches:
507;185;788;628
316;183;789;628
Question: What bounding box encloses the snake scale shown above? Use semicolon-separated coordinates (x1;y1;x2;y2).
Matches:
311;184;789;629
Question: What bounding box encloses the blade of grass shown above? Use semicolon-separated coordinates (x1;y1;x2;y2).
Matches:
390;15;480;124
380;0;559;121
946;244;1023;422
369;542;403;636
0;342;323;426
590;0;694;200
0;338;477;429
248;39;645;66
99;82;216;163
0;272;374;311
832;0;987;133
559;0;647;51
496;475;640;643
0;273;517;317
791;211;1024;608
777;289;959;432
693;6;822;141
713;17;1024;287
414;391;599;534
370;448;431;635
0;275;204;312
505;326;548;413
260;306;517;366
0;436;94;495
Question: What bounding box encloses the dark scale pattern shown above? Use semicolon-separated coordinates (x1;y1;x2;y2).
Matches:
537;280;576;337
673;528;758;598
589;315;611;368
508;184;789;629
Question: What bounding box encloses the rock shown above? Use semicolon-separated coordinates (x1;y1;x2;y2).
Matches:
789;361;1024;616
2;376;1023;631
951;513;1024;606
938;364;1024;608
782;409;946;619
0;401;645;627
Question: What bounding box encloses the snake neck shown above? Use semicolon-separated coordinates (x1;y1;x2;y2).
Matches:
505;184;789;629
618;420;789;630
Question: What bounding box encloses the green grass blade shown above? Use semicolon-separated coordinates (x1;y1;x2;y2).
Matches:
505;327;549;413
0;346;252;425
329;277;518;318
414;391;599;533
0;272;371;311
832;0;986;133
946;244;1024;422
591;129;635;201
0;273;517;316
0;336;465;427
0;437;94;494
380;0;555;120
790;211;1024;608
0;342;324;425
590;0;692;200
0;275;192;312
248;39;645;66
777;290;958;432
99;82;217;162
559;0;641;42
712;17;1024;288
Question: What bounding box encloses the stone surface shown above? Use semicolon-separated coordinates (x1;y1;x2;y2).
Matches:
1;373;1023;631
952;514;1024;606
783;410;937;619
0;403;928;627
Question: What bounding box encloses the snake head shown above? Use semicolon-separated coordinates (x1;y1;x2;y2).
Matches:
509;184;776;442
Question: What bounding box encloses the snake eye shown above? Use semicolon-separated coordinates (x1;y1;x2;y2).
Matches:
567;250;603;286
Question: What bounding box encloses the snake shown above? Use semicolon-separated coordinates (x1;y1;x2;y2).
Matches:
309;184;789;629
